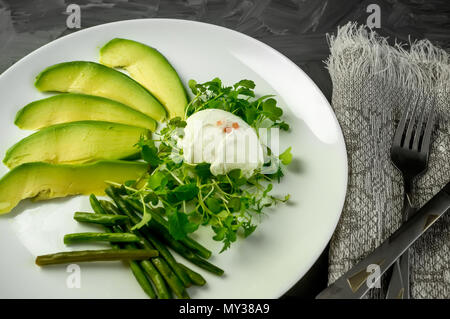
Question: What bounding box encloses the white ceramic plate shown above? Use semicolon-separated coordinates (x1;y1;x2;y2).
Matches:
0;19;347;299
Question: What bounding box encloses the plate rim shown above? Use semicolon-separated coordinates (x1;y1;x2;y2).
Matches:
0;18;348;298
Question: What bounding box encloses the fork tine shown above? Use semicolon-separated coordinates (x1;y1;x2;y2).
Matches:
403;101;419;148
412;106;426;151
393;104;411;147
419;111;436;154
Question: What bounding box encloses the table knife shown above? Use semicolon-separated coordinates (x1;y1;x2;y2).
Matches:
316;181;450;299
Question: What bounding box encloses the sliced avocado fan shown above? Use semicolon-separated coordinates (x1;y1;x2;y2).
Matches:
3;121;150;168
15;93;157;131
0;160;148;214
100;38;188;119
35;61;166;122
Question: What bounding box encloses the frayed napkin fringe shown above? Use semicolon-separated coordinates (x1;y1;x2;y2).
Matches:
326;23;449;118
325;22;450;299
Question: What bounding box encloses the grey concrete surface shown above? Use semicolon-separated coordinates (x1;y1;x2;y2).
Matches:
0;0;448;298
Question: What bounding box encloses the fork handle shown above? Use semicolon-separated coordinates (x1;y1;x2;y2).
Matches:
402;193;415;222
386;195;416;299
386;248;410;298
316;184;450;299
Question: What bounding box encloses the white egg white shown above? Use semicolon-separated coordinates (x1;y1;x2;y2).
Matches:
182;109;264;177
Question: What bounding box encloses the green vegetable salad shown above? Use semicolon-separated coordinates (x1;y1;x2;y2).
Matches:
114;78;292;252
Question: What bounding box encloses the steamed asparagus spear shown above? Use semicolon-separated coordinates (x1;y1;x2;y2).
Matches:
36;249;158;266
104;187;224;276
63;232;140;245
73;212;129;226
100;199;191;287
129;260;157;299
178;263;206;286
99;198;189;298
89;194;167;299
127;198;212;259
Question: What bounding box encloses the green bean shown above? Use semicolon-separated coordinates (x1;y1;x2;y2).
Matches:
99;199;122;215
135;217;224;276
100;197;188;298
73;212;129;226
104;188;223;276
97;197;171;299
124;243;171;299
91;195;160;299
139;260;171;299
36;249;158;266
107;186;209;260
152;257;188;299
89;194;107;214
113;241;158;299
127;198;212;259
154;229;224;276
63;232;140;245
101;197;191;287
140;230;192;288
129;260;157;299
177;263;207;286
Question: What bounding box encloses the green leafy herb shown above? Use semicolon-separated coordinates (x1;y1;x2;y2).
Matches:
121;78;292;252
185;78;289;131
147;171;168;190
171;184;199;202
131;194;152;230
279;147;293;165
168;209;199;240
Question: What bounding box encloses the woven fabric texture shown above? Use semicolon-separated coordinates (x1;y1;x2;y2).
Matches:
327;23;450;298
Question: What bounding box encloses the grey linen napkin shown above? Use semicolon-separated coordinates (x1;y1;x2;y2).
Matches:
326;23;450;299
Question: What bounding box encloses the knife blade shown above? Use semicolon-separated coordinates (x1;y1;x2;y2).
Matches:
316;181;450;299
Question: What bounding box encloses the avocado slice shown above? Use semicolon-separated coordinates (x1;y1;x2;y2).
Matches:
0;160;148;214
100;38;188;119
35;61;166;121
4;121;149;169
15;93;157;131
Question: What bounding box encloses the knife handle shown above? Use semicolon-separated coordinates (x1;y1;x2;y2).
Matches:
385;199;416;299
316;182;450;299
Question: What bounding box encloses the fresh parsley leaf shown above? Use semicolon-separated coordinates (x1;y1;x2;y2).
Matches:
235;79;255;89
237;87;255;97
228;198;241;212
142;144;161;166
279;147;293;165
124;180;136;188
172;184;199;201
262;98;283;121
244;107;257;125
275;121;290;131
194;163;212;179
131;199;152;230
212;226;226;241
205;197;222;214
267;166;284;182
168;209;199;240
220;227;237;253
243;222;257;238
228;169;247;187
168;117;187;128
263;183;273;197
185;78;287;133
188;79;198;94
144;192;159;206
147;171;168;190
216;210;229;219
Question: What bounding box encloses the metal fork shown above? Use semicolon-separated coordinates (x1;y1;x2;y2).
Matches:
386;100;435;299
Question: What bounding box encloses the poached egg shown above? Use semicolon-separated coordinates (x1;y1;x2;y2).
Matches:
182;109;264;178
